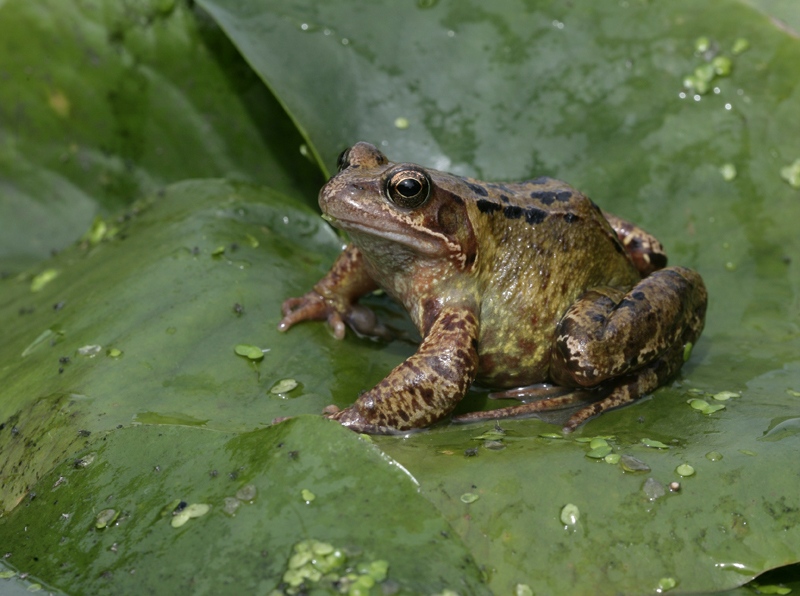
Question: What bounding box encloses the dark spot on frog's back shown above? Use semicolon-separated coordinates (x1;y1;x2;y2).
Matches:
525;207;548;225
503;205;523;219
632;291;646;300
466;182;489;197
563;213;578;223
477;199;502;214
530;190;572;205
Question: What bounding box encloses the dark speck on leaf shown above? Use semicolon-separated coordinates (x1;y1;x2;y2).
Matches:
233;302;244;315
59;356;70;364
116;424;123;429
175;501;188;512
288;450;299;460
58;367;64;374
464;447;478;457
191;247;199;255
230;242;239;252
53;301;65;311
78;429;91;437
209;469;218;478
228;471;239;480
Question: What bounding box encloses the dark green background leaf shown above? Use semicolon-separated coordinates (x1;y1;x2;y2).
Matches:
0;0;321;273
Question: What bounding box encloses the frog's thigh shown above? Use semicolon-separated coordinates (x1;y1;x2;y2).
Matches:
329;306;480;432
551;266;707;388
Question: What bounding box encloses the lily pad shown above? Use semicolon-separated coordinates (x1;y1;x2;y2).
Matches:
0;0;322;273
0;417;487;595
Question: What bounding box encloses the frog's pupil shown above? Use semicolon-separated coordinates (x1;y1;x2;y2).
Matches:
397;178;422;197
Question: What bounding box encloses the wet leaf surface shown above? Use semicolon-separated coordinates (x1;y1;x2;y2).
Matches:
0;417;488;596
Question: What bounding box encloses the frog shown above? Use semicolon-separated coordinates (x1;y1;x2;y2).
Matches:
277;142;707;434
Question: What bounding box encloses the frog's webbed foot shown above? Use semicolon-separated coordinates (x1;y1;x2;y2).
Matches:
452;386;609;431
278;291;390;339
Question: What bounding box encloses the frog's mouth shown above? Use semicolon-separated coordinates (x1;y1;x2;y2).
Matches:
323;214;452;258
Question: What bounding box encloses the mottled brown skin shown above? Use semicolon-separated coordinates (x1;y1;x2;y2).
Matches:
278;142;707;433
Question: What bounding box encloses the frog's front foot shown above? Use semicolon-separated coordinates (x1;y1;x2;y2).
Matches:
278;291;389;339
324;404;402;435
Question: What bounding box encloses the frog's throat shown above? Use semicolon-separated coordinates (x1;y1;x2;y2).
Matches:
331;218;454;258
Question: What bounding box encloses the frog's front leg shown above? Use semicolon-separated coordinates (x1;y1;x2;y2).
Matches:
602;211;668;277
278;244;388;339
327;305;480;433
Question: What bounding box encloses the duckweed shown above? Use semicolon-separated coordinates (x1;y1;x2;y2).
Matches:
515;584;533;596
560;503;580;526
711;391;738;401
0;571;16;579
234;344;265;360
641;438;669;449
95;508;119;529
460;493;479;504
270;379;298;394
683;342;694;361
211;246;225;256
732;38;750;55
719;164;737;181
236;484;257;501
705;451;723;461
275;539;388;596
394;117;409;129
301;489;316;502
30;269;59;292
604;453;621;465
751;585;791;595
586;445;612;459
658;577;677;592
643;478;666;500
711;55;732;76
780;159;800;189
620;455;651;472
676;464;695;477
694;36;710;53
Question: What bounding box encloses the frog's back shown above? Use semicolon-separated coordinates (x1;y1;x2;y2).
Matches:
450;174;641;388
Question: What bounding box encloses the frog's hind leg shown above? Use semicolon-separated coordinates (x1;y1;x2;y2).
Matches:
452;386;609;424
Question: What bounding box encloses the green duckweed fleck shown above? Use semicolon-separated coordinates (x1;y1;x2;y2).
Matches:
234;344;265;360
694;36;710;53
641;438;669;449
515;585;533;596
732;38;750;55
719;164;737;181
95;508;119;529
604;453;621;464
30;269;59;292
301;489;316;502
780;159;800;189
676;464;695;477
586;445;612;459
211;246;225;256
560;503;580;526
461;493;479;504
270;379;298;394
705;451;723;461
658;577;677;592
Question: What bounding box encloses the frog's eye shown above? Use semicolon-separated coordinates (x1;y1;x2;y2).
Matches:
385;167;432;209
336;147;351;172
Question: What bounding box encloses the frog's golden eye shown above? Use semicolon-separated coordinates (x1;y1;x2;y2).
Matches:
385;167;431;209
336;147;351;172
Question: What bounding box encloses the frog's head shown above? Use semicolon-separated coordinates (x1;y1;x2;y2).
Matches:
319;142;477;271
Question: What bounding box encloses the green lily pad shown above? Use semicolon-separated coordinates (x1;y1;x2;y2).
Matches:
0;0;322;274
0;417;487;596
